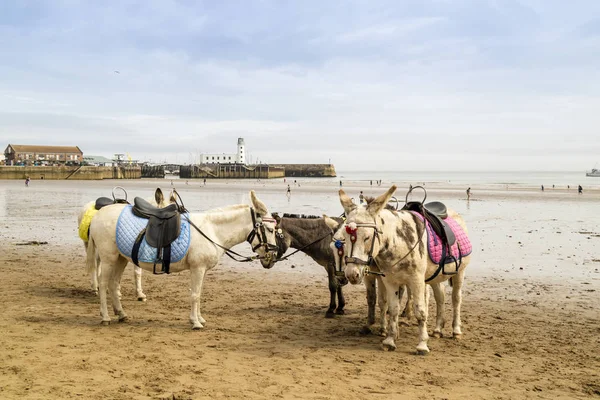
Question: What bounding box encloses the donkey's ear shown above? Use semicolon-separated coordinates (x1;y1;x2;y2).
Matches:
155;188;164;205
250;190;268;215
367;185;397;216
323;215;340;230
169;189;176;204
339;189;356;215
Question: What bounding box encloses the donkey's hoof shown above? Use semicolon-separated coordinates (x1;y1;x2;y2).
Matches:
359;326;372;335
453;333;463;340
416;345;430;356
335;309;345;315
191;323;204;330
137;296;147;302
432;331;443;339
381;338;396;351
325;311;335;319
101;320;111;326
379;328;388;337
118;315;128;323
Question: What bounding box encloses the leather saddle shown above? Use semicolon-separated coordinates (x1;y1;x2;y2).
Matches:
403;201;456;246
131;197;183;274
94;197;128;210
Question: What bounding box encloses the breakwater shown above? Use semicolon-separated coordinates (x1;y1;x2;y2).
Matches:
180;164;285;179
273;164;336;177
0;166;141;180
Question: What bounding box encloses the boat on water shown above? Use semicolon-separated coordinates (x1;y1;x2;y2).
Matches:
586;168;600;177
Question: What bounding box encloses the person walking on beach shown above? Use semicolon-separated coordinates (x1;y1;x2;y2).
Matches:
541;185;544;191
466;187;471;200
339;180;342;187
286;185;291;197
25;176;30;187
359;191;364;204
578;185;583;194
203;178;206;186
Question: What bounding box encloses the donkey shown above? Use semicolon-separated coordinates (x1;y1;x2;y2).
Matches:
334;186;471;353
87;191;278;329
273;214;345;318
77;188;174;300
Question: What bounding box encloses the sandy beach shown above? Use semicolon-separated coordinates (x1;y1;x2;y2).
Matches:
0;178;599;399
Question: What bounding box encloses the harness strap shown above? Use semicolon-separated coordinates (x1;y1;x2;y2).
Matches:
185;214;267;263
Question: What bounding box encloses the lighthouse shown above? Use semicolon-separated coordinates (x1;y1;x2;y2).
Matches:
237;138;245;164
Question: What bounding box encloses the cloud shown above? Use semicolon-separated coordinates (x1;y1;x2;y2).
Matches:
1;1;600;171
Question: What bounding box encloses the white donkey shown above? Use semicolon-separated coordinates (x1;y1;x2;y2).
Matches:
333;186;471;353
87;191;278;328
77;188;174;300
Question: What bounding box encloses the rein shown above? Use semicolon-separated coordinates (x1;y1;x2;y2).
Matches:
184;207;277;263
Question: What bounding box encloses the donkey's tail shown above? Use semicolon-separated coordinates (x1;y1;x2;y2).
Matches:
85;234;97;277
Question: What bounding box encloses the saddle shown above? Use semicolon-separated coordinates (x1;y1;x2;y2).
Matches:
402;193;460;280
94;196;128;210
131;197;183;274
403;201;456;247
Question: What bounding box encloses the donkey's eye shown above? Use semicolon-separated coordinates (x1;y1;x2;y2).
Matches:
364;236;370;243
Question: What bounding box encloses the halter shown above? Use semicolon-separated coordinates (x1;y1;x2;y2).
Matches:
246;208;279;253
338;221;385;277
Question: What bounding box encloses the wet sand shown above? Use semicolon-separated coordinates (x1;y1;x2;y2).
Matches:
0;179;599;399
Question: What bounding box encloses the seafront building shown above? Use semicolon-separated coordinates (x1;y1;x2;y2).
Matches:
3;144;83;166
200;138;246;164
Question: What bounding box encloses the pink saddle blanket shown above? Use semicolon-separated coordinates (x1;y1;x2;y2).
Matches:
410;212;472;264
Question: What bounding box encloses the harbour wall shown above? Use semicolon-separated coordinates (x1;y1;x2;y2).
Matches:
180;164;285;179
0;166;141;180
273;164;337;177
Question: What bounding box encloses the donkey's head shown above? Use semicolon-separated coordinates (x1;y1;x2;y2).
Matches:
338;185;397;284
249;190;279;269
153;188;177;208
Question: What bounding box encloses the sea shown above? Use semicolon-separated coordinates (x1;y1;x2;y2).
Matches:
298;170;600;189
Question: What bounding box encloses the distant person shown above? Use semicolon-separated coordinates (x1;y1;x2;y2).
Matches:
171;180;174;187
370;180;373;186
466;187;471;200
185;180;189;185
340;180;343;187
578;185;583;194
541;185;544;191
567;185;570;190
286;185;291;196
294;180;297;186
409;184;413;191
25;176;30;187
203;178;206;186
359;191;364;204
552;184;555;189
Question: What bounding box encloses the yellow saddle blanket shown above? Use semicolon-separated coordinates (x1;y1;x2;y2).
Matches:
78;205;99;241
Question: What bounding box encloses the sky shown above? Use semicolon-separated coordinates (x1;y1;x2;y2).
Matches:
1;0;600;171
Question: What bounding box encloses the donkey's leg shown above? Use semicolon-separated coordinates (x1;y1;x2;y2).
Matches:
401;285;415;321
325;268;337;318
189;267;207;330
408;276;429;355
451;271;466;338
381;279;400;351
133;265;147;301
376;276;389;336
109;257;129;322
98;260;112;325
360;274;377;334
335;283;346;315
430;282;445;338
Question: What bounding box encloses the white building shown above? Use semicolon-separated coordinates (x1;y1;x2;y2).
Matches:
200;137;246;164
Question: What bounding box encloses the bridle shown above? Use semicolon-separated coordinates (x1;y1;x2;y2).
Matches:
335;221;385;277
246;208;279;254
